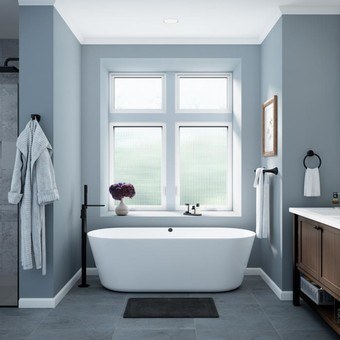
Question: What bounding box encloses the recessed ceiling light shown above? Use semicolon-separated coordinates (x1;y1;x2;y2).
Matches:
163;18;179;24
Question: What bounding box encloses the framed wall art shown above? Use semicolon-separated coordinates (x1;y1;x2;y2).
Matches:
262;95;277;157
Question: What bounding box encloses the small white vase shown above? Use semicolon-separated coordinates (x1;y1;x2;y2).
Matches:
115;199;128;216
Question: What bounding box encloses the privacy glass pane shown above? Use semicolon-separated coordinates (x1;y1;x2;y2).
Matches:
179;77;228;110
113;127;162;206
179;127;228;206
113;77;163;110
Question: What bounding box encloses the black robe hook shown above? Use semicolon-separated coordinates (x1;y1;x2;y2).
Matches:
31;114;41;122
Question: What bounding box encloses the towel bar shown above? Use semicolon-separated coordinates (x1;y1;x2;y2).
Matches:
253;167;278;175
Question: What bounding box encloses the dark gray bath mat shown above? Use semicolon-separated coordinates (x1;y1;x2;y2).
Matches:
123;297;219;318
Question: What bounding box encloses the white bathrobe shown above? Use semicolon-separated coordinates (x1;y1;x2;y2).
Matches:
8;120;59;275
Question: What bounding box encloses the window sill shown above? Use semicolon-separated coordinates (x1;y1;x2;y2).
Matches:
101;210;241;218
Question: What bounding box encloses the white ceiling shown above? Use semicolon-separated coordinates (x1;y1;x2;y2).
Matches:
6;0;340;43
51;0;340;44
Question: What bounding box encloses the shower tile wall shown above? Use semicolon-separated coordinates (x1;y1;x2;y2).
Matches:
0;39;18;306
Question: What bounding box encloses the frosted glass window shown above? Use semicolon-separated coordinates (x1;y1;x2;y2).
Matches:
178;76;229;111
112;76;163;111
113;127;163;206
179;127;228;207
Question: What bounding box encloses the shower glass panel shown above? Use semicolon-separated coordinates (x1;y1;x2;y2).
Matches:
0;72;18;306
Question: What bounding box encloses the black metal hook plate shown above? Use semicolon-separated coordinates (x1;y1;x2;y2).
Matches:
31;114;41;122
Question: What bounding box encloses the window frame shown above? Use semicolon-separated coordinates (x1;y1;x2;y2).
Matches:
109;73;166;114
175;122;233;211
175;73;232;114
108;122;167;211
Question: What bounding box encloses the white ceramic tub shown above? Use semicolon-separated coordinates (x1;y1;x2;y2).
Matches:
88;227;255;292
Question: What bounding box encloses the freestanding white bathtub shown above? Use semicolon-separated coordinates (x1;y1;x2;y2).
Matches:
88;227;255;292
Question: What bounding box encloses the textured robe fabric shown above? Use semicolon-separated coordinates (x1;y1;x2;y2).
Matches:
8;120;59;275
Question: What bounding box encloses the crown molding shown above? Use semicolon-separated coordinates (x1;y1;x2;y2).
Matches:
280;5;340;15
81;36;261;45
18;0;55;5
53;4;83;44
258;11;282;44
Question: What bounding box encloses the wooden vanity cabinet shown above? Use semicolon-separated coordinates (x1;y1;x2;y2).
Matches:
297;216;320;281
319;223;340;299
293;215;340;335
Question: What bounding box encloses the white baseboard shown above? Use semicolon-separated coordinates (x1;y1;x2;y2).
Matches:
19;266;292;308
245;267;293;301
87;267;293;300
244;268;262;276
19;269;81;308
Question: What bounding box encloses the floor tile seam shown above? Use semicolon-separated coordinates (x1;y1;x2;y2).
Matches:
113;326;197;330
193;319;199;340
34;311;120;328
225;291;281;334
23;311;52;340
249;289;267;307
214;301;261;308
260;301;332;333
252;292;287;340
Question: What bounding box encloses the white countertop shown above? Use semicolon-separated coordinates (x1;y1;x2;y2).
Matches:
289;207;340;230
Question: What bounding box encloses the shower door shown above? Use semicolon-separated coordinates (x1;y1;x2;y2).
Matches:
0;73;18;306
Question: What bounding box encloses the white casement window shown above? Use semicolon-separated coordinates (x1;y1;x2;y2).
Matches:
110;73;166;113
176;73;232;113
109;123;166;210
109;72;233;211
175;123;232;211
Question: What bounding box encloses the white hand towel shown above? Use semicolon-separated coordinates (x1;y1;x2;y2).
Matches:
253;168;270;239
304;167;320;197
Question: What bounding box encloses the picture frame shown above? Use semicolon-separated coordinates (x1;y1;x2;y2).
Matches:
262;95;277;157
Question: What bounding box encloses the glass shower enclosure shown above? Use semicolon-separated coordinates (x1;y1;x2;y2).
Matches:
0;58;18;306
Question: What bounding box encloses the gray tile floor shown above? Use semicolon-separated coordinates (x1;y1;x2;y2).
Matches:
0;276;338;339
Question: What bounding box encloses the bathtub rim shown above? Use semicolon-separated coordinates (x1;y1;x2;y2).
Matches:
87;227;256;240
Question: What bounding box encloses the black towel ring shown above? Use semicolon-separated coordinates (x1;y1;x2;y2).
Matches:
303;150;322;169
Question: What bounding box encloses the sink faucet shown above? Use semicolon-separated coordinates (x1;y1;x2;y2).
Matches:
332;192;340;208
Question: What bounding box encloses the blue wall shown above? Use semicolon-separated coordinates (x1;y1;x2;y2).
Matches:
19;6;55;298
81;45;262;267
261;15;340;290
260;19;283;288
52;9;81;296
281;15;340;290
19;6;81;298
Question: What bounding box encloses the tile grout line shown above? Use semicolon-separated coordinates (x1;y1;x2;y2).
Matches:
193;318;199;340
111;293;129;339
249;289;284;340
24;309;53;340
243;279;283;338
